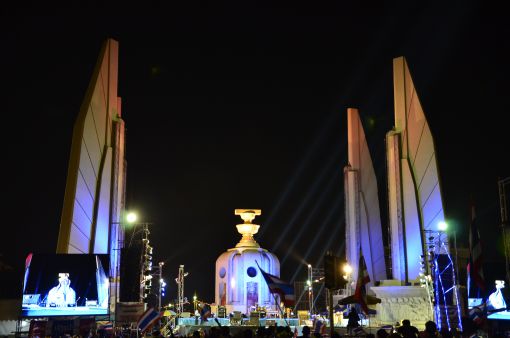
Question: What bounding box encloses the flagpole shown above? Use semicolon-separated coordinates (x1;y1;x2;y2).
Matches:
255;260;291;327
272;293;290;327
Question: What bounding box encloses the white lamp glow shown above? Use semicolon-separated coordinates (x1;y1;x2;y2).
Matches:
438;221;448;231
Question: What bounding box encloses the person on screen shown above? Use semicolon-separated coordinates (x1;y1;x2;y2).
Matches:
46;272;76;307
488;280;507;311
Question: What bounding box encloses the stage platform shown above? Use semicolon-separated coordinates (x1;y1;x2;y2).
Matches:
172;319;379;337
488;310;510;320
176;317;368;328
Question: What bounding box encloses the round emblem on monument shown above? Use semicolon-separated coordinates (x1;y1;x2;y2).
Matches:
219;267;226;278
247;267;257;278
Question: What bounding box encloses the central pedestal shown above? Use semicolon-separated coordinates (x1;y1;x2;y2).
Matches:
370;284;433;330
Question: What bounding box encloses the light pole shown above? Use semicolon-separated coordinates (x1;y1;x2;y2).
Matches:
159;262;164;311
111;211;139;323
307;264;313;315
117;212;154;305
342;263;353;296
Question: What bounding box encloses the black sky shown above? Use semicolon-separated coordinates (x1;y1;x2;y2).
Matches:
2;3;510;303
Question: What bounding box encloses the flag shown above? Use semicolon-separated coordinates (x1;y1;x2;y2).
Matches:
137;307;162;333
354;248;370;314
353;327;366;336
313;317;326;336
467;203;485;298
256;262;295;307
469;302;487;326
380;325;393;332
200;303;211;323
96;321;113;331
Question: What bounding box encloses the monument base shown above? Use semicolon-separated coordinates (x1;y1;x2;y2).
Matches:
370;283;434;330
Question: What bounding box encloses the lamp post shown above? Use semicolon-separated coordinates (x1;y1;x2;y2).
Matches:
307;264;313;315
115;212;153;304
111;211;139;323
159;262;164;311
342;263;353;296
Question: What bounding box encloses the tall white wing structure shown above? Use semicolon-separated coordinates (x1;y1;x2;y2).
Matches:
56;39;126;313
345;108;387;287
57;39;125;257
386;56;446;284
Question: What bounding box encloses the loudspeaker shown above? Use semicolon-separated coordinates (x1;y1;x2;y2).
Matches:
120;245;143;302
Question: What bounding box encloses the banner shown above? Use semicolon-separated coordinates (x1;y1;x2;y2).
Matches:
116;302;145;323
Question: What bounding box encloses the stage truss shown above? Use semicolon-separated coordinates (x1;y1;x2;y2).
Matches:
423;231;463;331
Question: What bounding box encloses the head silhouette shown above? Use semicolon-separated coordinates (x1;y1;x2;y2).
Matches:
425;321;437;333
302;326;311;336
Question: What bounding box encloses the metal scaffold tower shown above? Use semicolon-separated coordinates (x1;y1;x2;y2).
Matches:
422;230;462;332
176;265;188;316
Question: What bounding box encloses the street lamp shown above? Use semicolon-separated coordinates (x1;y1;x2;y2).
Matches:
115;212;153;304
307;264;313;315
342;263;353;295
193;295;198;313
438;221;448;232
159;262;165;311
111;211;140;317
342;263;352;275
126;212;138;224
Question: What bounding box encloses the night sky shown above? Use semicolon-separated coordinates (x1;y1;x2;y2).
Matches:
2;3;510;304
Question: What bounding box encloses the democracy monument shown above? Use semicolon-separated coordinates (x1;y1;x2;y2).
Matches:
215;209;281;315
11;37;471;336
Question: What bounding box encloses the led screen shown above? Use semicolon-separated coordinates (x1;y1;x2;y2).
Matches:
21;253;110;317
486;280;510;320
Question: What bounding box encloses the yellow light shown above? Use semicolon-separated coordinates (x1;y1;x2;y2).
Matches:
342;264;353;274
126;212;138;223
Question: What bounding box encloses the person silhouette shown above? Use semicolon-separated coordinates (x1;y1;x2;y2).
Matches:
46;273;76;307
397;319;419;338
347;306;360;335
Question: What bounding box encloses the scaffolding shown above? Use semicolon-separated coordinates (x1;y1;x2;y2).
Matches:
176;265;188;316
424;230;462;332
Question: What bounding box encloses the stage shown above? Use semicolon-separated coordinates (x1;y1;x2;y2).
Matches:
172;318;374;336
488;310;510;320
